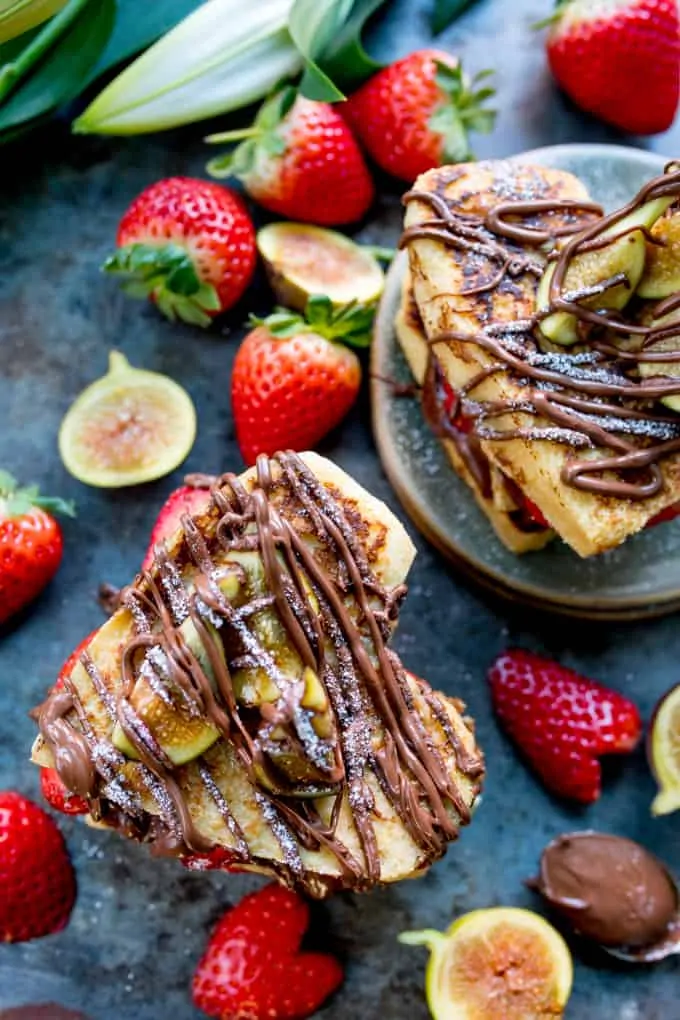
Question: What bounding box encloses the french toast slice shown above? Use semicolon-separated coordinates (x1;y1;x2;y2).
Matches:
395;273;554;553
403;161;680;557
32;452;483;898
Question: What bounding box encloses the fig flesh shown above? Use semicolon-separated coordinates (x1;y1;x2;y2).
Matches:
400;907;573;1019
648;682;680;817
638;213;680;299
538;197;673;347
257;222;385;312
59;351;196;487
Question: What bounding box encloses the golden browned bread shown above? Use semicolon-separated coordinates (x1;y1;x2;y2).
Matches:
395;272;554;553
403;161;680;557
32;452;483;898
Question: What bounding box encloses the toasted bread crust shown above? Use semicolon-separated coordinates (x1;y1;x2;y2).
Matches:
395;273;553;554
404;161;680;557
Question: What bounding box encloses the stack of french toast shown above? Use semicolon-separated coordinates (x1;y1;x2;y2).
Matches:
397;160;680;557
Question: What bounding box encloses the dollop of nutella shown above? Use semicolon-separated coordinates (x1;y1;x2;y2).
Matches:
535;831;678;948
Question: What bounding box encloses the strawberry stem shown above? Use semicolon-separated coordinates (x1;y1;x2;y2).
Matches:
0;471;75;519
204;127;261;144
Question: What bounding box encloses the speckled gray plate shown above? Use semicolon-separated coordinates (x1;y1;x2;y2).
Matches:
371;144;680;620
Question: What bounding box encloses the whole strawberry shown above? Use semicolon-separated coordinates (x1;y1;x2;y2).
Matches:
142;484;212;571
40;768;89;816
232;296;370;465
192;883;343;1019
344;49;496;182
488;649;642;803
207;88;374;225
545;0;680;134
0;472;74;626
0;791;76;942
104;177;256;326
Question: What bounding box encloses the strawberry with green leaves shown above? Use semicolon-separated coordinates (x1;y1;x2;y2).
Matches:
344;50;496;182
0;472;74;627
232;296;372;465
104;177;256;327
207;88;374;225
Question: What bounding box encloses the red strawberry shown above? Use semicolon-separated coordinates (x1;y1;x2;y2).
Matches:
40;768;89;816
488;649;642;803
181;846;243;873
192;883;343;1020
104;177;256;326
0;472;74;626
142;485;211;571
0;791;76;942
206;87;374;225
545;0;680;135
232;297;369;465
647;500;680;527
344;49;496;182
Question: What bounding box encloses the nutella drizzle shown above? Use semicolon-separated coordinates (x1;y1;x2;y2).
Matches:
401;162;680;502
37;452;483;892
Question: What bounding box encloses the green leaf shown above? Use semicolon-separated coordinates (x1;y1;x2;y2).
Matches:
85;0;203;85
290;0;390;101
0;0;67;45
0;0;113;134
74;0;301;135
431;0;479;35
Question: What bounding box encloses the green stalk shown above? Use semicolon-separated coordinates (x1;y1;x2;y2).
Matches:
0;0;90;104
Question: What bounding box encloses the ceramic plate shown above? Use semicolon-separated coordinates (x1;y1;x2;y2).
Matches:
371;144;680;620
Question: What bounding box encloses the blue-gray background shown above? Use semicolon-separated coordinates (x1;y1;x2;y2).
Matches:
0;0;679;1016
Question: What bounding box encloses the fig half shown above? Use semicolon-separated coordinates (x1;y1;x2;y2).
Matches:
538;196;673;347
59;351;196;487
113;616;222;765
648;683;680;817
638;213;680;299
257;222;385;312
400;907;573;1020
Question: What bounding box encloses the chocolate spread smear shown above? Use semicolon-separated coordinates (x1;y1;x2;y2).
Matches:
402;162;680;502
36;452;483;893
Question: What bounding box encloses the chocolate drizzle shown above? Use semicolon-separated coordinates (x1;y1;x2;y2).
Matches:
402;163;680;503
36;452;483;893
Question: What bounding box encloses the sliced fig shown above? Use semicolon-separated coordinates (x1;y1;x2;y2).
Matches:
400;907;573;1019
637;310;680;413
538;196;673;346
59;351;196;487
638;213;680;299
257;222;385;311
113;616;222;765
648;683;680;817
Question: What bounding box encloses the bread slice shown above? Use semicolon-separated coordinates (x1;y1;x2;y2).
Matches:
404;161;680;557
395;272;553;553
32;452;483;898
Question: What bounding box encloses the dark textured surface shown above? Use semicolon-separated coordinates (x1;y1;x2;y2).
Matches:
1;0;679;1016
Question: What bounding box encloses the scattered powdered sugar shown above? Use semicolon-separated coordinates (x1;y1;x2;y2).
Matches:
255;792;303;873
198;763;248;857
122;590;151;635
139;656;174;707
292;707;333;772
159;559;190;625
194;595;223;629
102;776;143;816
569;410;680;440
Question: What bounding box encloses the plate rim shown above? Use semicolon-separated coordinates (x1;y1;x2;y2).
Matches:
371;144;680;619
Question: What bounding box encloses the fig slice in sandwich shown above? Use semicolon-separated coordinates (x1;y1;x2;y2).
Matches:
538;196;673;347
638;213;680;299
